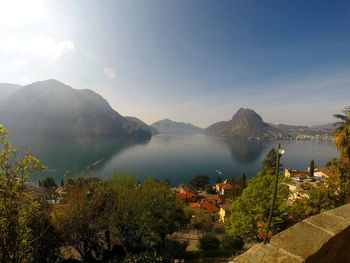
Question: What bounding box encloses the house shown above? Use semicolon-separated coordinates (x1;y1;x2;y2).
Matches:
219;203;231;223
190;200;220;213
314;168;332;179
179;184;198;195
285;168;306;178
221;184;233;197
176;193;197;203
216;182;233;197
209;194;225;205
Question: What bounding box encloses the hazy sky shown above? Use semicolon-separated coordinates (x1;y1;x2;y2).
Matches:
1;0;350;127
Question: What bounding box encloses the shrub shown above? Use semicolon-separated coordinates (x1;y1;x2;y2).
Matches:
221;234;244;250
199;234;220;250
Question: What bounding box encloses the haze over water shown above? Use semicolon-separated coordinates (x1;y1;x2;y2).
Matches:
12;134;338;186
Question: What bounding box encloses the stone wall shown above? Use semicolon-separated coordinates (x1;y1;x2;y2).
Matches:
230;204;350;263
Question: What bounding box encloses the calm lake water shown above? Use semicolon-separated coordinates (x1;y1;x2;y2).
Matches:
10;133;338;186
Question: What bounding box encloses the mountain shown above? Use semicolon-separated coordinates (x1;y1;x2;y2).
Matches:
312;123;334;130
0;83;22;100
0;79;153;140
205;108;273;137
151;119;203;134
125;116;159;135
205;108;333;140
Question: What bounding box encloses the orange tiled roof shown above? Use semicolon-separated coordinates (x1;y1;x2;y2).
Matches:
190;201;220;213
222;184;233;190
176;193;197;200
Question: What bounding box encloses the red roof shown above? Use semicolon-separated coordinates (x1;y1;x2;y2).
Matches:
176;193;197;200
222;184;233;190
190;201;220;213
216;183;225;187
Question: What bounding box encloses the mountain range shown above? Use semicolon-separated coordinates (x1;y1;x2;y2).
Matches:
151;119;203;134
204;108;333;140
0;79;156;140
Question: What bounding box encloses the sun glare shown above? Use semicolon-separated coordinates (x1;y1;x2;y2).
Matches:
0;0;48;25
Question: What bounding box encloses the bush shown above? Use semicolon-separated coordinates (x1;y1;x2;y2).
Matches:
155;238;188;260
199;234;220;250
221;234;244;250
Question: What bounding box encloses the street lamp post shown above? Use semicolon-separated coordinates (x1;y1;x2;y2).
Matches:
263;143;285;244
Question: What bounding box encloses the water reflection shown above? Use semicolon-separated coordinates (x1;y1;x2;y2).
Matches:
225;137;269;163
8;135;151;184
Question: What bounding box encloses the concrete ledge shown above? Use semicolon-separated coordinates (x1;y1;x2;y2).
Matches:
231;204;350;263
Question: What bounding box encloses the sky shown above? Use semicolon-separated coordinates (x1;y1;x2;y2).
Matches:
0;0;350;128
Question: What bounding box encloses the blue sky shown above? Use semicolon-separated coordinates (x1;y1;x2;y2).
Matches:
0;0;350;127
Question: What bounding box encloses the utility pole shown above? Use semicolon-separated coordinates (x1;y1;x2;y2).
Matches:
264;143;285;244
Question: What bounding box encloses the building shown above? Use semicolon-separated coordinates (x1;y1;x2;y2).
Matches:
175;192;197;203
179;184;198;195
190;200;220;213
219;203;231;222
216;182;233;197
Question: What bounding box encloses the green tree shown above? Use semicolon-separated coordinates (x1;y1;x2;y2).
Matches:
262;148;283;175
333;106;350;162
0;125;46;263
216;176;222;183
225;170;290;241
188;174;209;189
309;160;314;177
241;173;247;189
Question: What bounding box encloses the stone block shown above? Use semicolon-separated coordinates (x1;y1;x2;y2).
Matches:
270;222;332;260
304;212;350;236
325;203;350;223
231;244;303;263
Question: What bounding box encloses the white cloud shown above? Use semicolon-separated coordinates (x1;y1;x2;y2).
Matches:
104;68;116;79
0;34;76;59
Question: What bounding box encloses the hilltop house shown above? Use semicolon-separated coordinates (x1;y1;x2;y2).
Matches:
216;182;233;197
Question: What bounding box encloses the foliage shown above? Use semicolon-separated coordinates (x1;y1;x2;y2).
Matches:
188;174;210;189
204;184;214;193
0;125;46;263
184;206;214;231
225;170;290;240
39;176;57;188
333;106;350;162
323;157;350;205
216;175;222;183
288;186;332;221
221;234;244;250
262;148;283;174
199;233;220;250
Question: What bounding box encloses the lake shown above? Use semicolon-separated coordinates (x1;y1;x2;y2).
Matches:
10;133;338;186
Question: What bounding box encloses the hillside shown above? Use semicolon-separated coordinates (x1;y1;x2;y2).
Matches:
151;119;203;134
0;79;153;140
204;108;333;140
205;108;274;138
0;83;22;100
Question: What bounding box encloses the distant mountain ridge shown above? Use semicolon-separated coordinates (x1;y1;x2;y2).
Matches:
0;79;154;140
205;108;274;137
151;119;203;134
0;83;22;100
205;108;333;140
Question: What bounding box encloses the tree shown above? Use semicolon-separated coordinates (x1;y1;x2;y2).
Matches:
333;106;350;162
52;180;107;262
225;171;290;240
216;176;222;184
0;125;46;263
188;174;209;189
309;160;314;177
241;173;247;189
262;148;283;175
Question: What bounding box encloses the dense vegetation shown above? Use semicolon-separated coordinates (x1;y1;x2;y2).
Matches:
1;106;350;262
